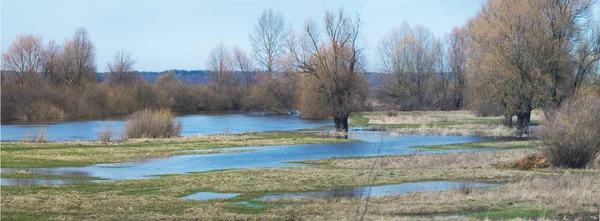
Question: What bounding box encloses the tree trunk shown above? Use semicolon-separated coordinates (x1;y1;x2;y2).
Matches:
502;113;513;128
333;115;349;133
516;111;531;137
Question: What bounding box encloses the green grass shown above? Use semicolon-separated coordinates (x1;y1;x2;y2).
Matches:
469;204;554;219
349;112;370;125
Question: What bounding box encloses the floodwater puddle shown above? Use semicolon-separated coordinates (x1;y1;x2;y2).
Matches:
182;192;241;200
1;132;500;185
208;181;499;208
256;181;499;200
0;178;89;186
0;168;104;186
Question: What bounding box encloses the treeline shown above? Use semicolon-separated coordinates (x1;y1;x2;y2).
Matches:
2;1;600;133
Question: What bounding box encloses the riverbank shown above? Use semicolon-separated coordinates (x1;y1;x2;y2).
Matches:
2;137;599;220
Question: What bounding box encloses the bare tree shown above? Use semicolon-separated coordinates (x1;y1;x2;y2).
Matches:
232;46;254;90
58;27;97;88
106;50;137;85
572;22;600;91
288;8;368;132
447;27;468;109
541;0;596;108
206;43;234;86
377;23;440;110
42;40;60;84
2;34;44;87
249;9;287;73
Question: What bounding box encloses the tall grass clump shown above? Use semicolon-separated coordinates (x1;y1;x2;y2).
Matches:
124;109;182;139
97;122;116;143
540;94;600;168
23;128;47;143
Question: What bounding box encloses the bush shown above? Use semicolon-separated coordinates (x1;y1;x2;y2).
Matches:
124;109;182;139
97;122;116;143
23;128;47;143
540;94;600;168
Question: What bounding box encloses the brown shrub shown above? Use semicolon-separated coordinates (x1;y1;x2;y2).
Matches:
243;73;297;114
23;128;47;143
124;109;182;139
511;153;549;170
296;74;331;119
540;93;600;168
97;123;116;143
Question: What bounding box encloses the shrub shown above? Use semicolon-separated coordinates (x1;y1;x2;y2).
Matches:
540;94;600;168
23;128;47;143
124;109;182;139
511;153;549;170
97;123;116;143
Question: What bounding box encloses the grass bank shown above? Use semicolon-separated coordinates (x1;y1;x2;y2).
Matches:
0;131;355;168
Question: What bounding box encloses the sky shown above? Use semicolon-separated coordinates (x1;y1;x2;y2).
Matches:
2;0;599;72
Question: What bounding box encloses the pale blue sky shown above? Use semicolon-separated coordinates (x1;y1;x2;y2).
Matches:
2;0;599;72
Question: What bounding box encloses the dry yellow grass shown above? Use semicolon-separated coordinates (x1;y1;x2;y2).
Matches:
305;149;537;169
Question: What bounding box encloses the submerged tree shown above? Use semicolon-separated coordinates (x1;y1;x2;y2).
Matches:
288;8;369;132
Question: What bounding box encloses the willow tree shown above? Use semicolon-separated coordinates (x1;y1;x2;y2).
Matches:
468;0;597;135
468;0;559;135
288;9;368;132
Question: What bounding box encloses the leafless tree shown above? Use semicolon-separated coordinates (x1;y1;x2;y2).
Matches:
106;50;138;85
206;43;234;86
377;23;440;109
2;34;44;87
42;40;60;84
58;27;97;88
541;0;596;108
447;27;468;109
232;46;254;90
249;9;288;73
288;8;368;132
572;22;600;91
